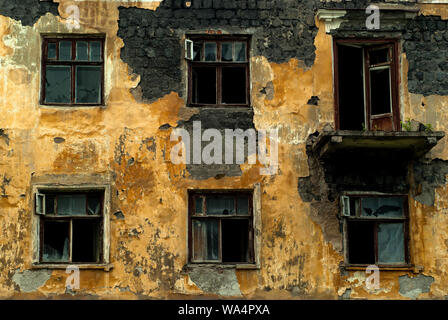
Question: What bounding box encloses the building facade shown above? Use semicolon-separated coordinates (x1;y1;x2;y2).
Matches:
0;0;448;299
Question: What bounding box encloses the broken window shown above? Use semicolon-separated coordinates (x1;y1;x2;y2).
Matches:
36;191;103;263
41;37;104;105
189;191;254;264
187;37;250;107
342;195;409;266
335;40;399;131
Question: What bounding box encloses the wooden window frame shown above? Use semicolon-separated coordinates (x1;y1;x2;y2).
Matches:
40;36;105;106
187;36;250;108
342;194;410;268
333;39;400;131
188;190;255;265
35;189;106;265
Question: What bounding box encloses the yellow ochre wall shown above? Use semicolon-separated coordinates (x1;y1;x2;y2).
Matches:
0;0;447;299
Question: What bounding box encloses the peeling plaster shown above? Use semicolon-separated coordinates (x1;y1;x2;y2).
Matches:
188;268;242;297
399;274;434;299
12;269;52;293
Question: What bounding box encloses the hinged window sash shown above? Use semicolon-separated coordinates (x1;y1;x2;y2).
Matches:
36;193;46;215
185;39;194;60
341;195;350;217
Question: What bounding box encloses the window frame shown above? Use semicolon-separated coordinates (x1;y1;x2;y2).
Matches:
333;39;400;131
40;36;105;106
341;193;410;268
32;184;111;268
188;190;255;265
187;35;251;108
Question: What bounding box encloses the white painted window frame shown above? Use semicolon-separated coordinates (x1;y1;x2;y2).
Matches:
31;184;112;270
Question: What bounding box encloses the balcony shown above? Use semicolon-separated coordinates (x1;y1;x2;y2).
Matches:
311;130;445;162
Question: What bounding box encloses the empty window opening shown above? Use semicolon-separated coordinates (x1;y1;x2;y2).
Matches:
337;45;365;131
188;37;250;107
343;195;409;266
222;67;247;104
335;41;399;131
42;220;70;262
192;67;216;104
37;191;103;264
189;191;254;264
222;219;249;263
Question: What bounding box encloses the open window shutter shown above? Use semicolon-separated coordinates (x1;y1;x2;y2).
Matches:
36;193;45;215
185;39;193;60
341;196;350;217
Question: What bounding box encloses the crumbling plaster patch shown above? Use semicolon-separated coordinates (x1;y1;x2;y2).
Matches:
188;267;242;297
12;269;52;293
399;274;434;299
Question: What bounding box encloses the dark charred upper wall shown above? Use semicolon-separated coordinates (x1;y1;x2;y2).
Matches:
117;0;318;102
0;0;58;26
403;15;448;96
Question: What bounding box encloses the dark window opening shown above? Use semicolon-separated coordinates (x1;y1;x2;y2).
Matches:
335;41;399;131
222;219;249;263
41;37;104;106
370;67;392;115
42;220;70;262
337;45;365;131
192;67;216;104
347;221;375;264
72;219;101;263
188;37;249;107
37;191;104;264
189;191;254;264
344;195;409;266
222;67;247;104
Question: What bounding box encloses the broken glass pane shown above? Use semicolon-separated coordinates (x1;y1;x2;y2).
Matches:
42;220;70;262
349;197;360;217
75;66;101;103
45;195;55;214
87;194;101;215
370;67;392;115
58;194;87;215
361;197;403;218
59;41;72;60
378;223;405;264
222;42;233;61
193;42;202;61
195;197;203;214
192;219;219;261
45;66;71;104
90;41;101;61
207;197;234;215
76;41;88;61
369;48;389;65
47;42;56;59
234;42;246;62
204;42;216;61
237;196;249;215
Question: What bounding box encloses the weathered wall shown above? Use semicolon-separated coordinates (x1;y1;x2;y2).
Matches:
0;0;447;300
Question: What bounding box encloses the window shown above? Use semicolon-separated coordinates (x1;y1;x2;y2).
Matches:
334;40;400;131
189;191;254;264
342;194;409;267
187;36;250;107
41;37;104;105
35;190;104;264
